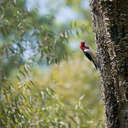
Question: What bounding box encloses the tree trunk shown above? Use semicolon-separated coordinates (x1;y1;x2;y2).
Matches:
90;0;128;128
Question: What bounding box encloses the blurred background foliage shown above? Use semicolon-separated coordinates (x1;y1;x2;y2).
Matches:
0;0;105;127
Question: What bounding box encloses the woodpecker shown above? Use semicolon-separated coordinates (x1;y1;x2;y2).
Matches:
80;41;99;69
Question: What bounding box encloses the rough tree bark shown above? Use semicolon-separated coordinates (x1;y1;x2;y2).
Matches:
90;0;128;128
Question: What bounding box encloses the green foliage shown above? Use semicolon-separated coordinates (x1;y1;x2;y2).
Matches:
0;55;105;128
0;0;71;79
0;0;105;127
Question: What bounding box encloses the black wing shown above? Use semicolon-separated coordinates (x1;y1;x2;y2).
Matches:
84;52;97;69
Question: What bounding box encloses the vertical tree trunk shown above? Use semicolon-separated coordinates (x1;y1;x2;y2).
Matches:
90;0;128;128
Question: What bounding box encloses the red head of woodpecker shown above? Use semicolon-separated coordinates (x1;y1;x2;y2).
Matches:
80;41;89;50
80;41;98;69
